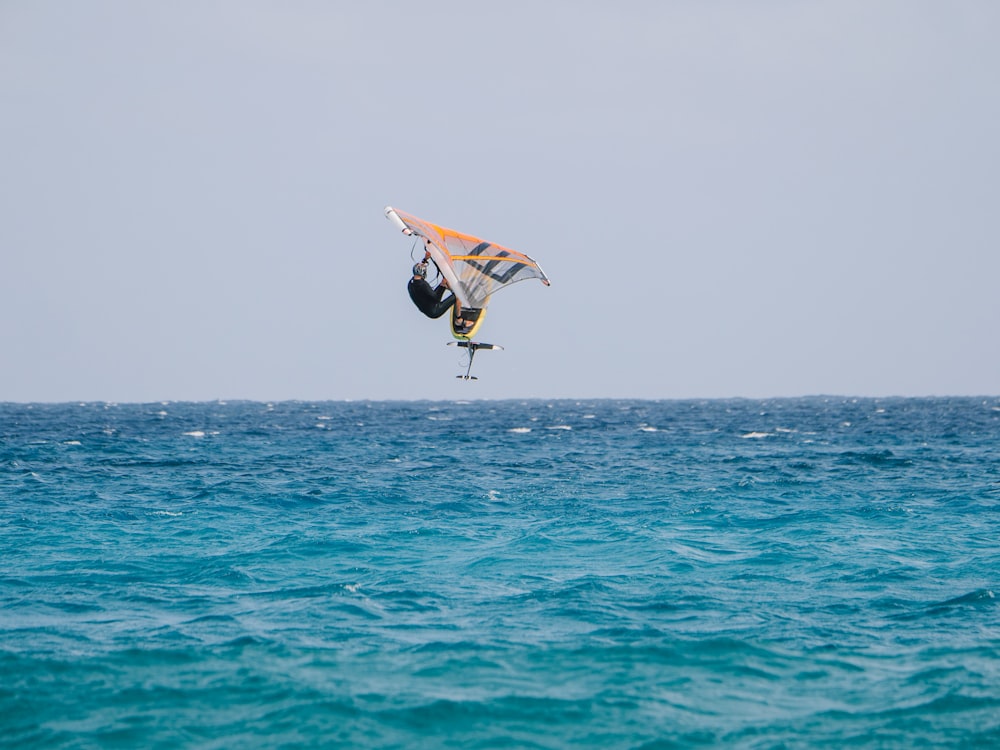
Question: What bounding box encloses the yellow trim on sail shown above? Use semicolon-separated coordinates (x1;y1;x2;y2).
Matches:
451;254;538;266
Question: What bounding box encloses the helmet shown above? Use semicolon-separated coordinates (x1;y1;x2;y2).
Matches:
412;262;428;278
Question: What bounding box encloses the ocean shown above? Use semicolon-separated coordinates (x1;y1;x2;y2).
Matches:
2;398;998;748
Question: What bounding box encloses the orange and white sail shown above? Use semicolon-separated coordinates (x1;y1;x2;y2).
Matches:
385;206;550;311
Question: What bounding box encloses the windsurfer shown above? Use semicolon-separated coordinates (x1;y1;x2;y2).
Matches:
407;251;471;331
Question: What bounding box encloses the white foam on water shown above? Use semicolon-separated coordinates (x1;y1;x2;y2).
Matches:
63;440;82;446
741;432;771;439
508;427;532;433
547;425;572;431
183;431;205;438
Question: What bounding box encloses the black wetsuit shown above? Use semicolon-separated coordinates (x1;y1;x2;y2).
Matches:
407;277;456;319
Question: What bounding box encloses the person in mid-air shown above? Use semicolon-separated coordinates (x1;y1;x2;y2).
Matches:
407;250;471;331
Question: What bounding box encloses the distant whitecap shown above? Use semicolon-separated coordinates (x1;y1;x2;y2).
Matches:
183;431;205;437
508;427;531;433
741;432;771;439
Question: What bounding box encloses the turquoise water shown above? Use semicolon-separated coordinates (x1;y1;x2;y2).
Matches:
2;398;999;748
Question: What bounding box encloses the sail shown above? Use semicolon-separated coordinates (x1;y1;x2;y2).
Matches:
385;206;550;310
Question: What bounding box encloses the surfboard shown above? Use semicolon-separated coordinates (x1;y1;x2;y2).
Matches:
450;306;487;340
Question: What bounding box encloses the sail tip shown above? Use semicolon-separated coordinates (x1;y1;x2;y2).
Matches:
384;206;412;235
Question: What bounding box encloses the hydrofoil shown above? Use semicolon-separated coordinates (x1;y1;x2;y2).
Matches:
448;341;504;380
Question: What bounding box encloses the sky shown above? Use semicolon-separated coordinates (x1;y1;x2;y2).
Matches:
1;1;998;402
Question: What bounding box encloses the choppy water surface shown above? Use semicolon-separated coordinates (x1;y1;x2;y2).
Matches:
2;398;999;748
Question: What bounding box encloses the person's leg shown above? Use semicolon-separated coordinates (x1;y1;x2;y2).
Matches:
426;294;457;319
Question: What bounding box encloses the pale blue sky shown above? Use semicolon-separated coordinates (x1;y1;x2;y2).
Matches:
2;1;997;401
